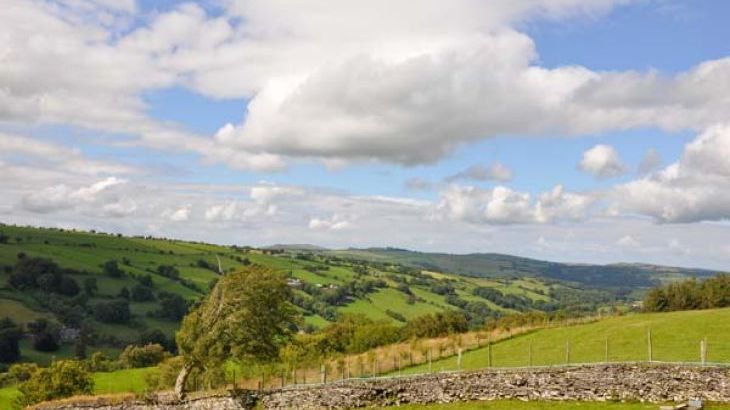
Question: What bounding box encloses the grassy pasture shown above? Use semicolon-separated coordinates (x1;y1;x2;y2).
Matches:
399;308;730;374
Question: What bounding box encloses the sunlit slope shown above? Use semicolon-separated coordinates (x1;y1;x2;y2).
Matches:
400;308;730;374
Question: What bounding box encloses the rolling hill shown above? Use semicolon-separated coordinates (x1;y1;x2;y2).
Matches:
329;247;717;288
0;223;719;367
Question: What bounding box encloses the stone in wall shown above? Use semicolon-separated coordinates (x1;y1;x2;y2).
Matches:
33;364;730;410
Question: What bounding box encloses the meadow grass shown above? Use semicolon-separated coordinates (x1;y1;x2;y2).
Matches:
398;308;730;374
0;367;156;409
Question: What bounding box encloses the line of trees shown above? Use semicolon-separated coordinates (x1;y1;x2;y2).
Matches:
643;274;730;312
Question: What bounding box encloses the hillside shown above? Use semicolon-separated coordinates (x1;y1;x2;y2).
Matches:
398;307;730;374
0;223;717;367
330;248;717;289
0;223;566;364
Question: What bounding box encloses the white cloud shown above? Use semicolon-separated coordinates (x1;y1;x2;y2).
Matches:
616;235;640;248
163;206;191;222
21;177;127;214
308;215;353;231
5;0;730;170
435;184;594;225
613;124;730;223
446;163;513;183
578;144;626;178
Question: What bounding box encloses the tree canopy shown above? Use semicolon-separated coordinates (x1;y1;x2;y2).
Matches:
174;265;298;398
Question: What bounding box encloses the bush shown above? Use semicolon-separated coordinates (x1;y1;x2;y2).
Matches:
0;318;21;363
16;360;93;406
131;284;155;302
153;292;188;321
87;351;118;372
102;259;124;278
93;299;131;323
403;311;469;339
27;319;60;352
156;265;180;280
7;363;39;383
119;343;168;368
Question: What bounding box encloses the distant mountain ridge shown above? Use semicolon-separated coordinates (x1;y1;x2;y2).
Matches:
326;247;718;289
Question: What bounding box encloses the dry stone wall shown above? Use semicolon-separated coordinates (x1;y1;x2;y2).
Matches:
36;364;730;410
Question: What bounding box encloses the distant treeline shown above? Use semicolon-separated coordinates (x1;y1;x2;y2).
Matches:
643;274;730;312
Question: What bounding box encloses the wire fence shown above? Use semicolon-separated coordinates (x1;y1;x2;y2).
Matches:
196;325;730;393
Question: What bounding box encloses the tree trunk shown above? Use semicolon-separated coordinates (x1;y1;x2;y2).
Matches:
175;363;194;400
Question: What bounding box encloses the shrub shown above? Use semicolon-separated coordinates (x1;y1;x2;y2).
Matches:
7;363;39;383
16;360;93;406
0;318;21;363
131;284;155;302
93;299;131;323
153;292;188;321
119;343;168;368
102;259;124;278
27;319;60;352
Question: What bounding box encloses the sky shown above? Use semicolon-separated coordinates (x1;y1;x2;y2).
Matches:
2;0;730;270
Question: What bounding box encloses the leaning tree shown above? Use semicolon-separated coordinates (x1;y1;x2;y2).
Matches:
175;265;298;398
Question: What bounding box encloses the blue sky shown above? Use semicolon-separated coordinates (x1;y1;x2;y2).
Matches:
1;0;730;269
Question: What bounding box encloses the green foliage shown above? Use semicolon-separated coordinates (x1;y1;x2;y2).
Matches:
176;265;298;384
131;284;155;302
8;257;80;296
16;360;93;407
0;318;21;363
152;292;188;321
403;311;469;339
644;274;730;312
7;363;39;383
87;351;118;372
93;299;131;323
102;259;124;277
119;343;168;368
27;319;60;352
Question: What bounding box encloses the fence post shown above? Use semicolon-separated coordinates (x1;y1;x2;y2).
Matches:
428;348;433;373
321;364;327;384
605;336;609;363
647;328;653;363
457;348;462;371
528;342;532;368
701;339;707;366
565;339;570;365
281;372;285;388
487;341;492;368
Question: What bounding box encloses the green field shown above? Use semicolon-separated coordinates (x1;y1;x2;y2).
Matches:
396;401;730;410
0;223;722;371
0;367;155;409
0;223;587;364
398;308;730;374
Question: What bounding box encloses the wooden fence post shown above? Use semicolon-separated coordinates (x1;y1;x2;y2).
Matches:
528;342;532;368
428;348;433;373
565;340;570;365
605;336;609;363
487;341;492;368
457;348;462;371
647;328;653;363
701;338;707;366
